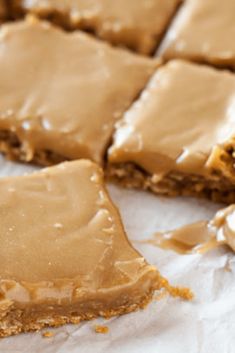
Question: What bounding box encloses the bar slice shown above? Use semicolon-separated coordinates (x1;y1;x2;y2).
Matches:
0;159;162;337
11;0;181;55
0;17;157;166
161;0;235;69
108;60;235;203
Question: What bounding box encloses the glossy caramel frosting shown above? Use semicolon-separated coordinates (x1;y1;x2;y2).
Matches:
0;17;157;165
0;159;159;336
146;221;217;255
109;60;235;177
145;205;235;255
13;0;181;54
161;0;235;68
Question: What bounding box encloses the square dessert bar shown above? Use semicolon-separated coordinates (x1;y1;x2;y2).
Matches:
108;60;235;203
0;17;157;166
0;159;160;337
161;0;235;69
11;0;182;55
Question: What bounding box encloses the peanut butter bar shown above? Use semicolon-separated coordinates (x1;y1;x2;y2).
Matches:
0;17;157;166
161;0;235;69
0;159;161;337
108;60;235;203
11;0;181;55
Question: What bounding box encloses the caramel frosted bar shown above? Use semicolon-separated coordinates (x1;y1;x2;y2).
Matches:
0;17;157;166
0;159;162;337
108;60;235;203
160;0;235;69
11;0;181;55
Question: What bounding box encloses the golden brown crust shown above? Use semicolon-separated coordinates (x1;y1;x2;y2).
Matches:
0;274;193;337
0;289;155;337
2;128;235;204
0;130;68;166
106;162;235;204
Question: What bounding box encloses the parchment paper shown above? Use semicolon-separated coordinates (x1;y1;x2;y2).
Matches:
0;155;234;353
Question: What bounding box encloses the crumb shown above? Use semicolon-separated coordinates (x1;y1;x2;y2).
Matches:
94;325;109;334
42;331;54;338
159;276;194;301
168;286;194;300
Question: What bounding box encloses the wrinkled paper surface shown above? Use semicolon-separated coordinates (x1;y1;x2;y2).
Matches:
0;156;234;353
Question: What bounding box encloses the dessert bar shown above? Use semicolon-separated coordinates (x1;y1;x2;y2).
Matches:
0;159;162;337
108;60;235;203
0;17;157;166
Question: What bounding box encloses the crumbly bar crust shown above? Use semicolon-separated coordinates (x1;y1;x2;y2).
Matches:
0;284;155;337
1;128;235;204
1;273;192;338
0;130;68;166
106;161;235;204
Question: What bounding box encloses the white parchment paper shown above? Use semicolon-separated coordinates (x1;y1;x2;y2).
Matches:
0;155;234;353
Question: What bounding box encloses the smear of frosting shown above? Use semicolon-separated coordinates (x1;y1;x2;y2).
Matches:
141;205;235;255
